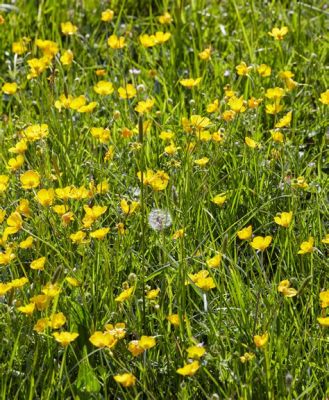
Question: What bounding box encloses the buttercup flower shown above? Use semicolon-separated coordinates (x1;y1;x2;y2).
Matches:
268;26;288;40
298;237;314;254
114;373;136;387
61;21;78;35
176;361;200;376
253;332;269;348
274;211;293;228
250;236;272;251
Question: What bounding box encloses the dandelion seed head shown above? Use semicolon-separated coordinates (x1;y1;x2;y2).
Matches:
148;209;172;231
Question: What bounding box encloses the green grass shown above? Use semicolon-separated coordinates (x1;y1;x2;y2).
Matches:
0;0;328;399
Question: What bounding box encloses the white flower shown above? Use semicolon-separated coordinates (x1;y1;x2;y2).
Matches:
148;209;172;231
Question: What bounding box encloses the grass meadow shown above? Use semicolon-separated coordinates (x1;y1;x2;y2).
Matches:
0;0;328;398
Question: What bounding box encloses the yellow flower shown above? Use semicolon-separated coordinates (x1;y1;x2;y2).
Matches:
211;194;226;206
53;331;79;346
265;87;285;101
82;205;107;227
207;99;219;113
42;282;61;297
89;331;117;348
292;176;308;190
0;248;16;265
250;236;272;251
319;90;329;105
191;115;211;132
118;84;136;99
27;57;50;79
139;34;157;48
61;21;78;35
70;230;88;244
30;256;46;270
135;98;155;114
9;277;29;289
154;31;171;44
120;199;139;216
0;283;12;296
66;276;81;287
115;286;134;302
248;97;263;109
137;170;169;191
179;77;202;88
236;61;252;76
240;352;255;363
245;137;260;149
222;110;236;121
146;288;160;300
253;332;269;348
321;234;329;244
23;124;49;142
30;294;50;310
167;314;180;327
4;211;23;240
95;69;106;76
320;291;329;308
93;81;114;95
206;253;222;268
8;139;28;154
164;142;180;155
176;361;200;377
198;47;211;61
36;188;55;206
298;237;314;254
195;276;216;291
114;373;136;387
90;227;110;240
172;229;185;240
77;101;98;113
265;103;284;115
158;12;172;24
277;280;298;297
12;38;30;54
60;49;73;65
101;9;114;22
49;312;66;329
228;96;246;113
20;170;40;189
105;323;126;339
30;294;48;310
275;111;292;128
256;64;271;77
317;317;329;327
7;155;25;171
2;82;18;95
128;340;144;357
108;34;126;49
0;208;5;224
139;336;156;350
268;26;288;40
19;236;33;249
186;344;206;359
68;95;86;110
90;127;110;143
35;39;59;58
237;225;253;240
212;131;225;143
194;157;209;166
33;318;49;333
17;303;35;315
274;211;293;228
271;130;284;143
